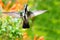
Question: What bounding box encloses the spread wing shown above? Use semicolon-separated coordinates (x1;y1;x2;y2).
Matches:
1;12;21;18
31;10;47;17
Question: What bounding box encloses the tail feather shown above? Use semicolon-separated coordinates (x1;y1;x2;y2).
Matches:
23;21;30;28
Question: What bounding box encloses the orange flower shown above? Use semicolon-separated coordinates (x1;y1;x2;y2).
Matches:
34;35;37;40
15;1;24;11
10;0;25;12
23;32;28;38
19;0;28;5
0;0;4;8
5;0;12;11
22;32;30;40
38;36;44;40
9;4;17;12
0;0;28;12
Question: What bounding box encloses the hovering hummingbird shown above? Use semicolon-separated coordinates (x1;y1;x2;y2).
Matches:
0;4;47;29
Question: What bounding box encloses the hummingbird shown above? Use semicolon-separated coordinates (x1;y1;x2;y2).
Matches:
0;4;47;29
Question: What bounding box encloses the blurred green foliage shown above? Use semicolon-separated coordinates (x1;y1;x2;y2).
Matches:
0;16;23;40
29;0;60;40
0;0;60;40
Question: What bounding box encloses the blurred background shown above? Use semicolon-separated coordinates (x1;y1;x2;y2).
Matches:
0;0;60;40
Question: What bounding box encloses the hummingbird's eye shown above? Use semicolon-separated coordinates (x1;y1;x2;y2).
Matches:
20;12;22;16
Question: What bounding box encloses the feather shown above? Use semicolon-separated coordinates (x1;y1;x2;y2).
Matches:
2;12;21;18
31;10;47;17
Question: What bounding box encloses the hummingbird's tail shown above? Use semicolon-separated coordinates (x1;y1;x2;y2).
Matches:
23;20;30;28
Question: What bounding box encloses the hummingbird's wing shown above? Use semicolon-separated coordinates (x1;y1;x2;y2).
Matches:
2;12;21;18
31;10;47;17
